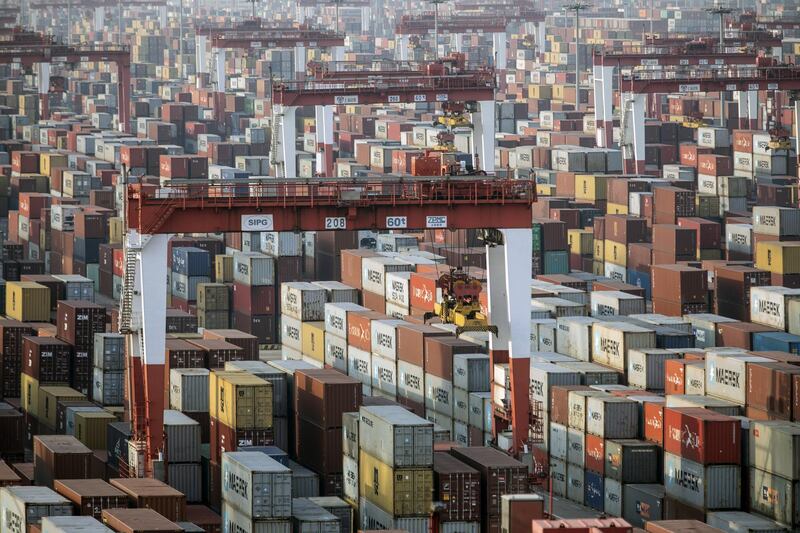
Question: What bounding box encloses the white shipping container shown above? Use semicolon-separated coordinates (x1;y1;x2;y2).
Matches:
529;363;581;409
550;458;567;497
347;347;371;388
221;452;292;519
468;392;492;432
532;319;557;352
567;390;610;432
397;360;425;405
665;394;741;416
361;257;414;296
324;302;367;338
169;368;210;413
627;349;678;391
752;207;800;237
343;455;358;504
706;353;772;405
371;354;398;398
222;503;292;533
425;373;454;417
452;354;490;392
751;286;800;330
262;232;303;257
567;427;585;467
281;282;327;321
556;317;597;361
733;151;753;172
697;127;730;149
592;322;656;371
685;362;706;396
370;319;404;360
0;487;72;533
385;271;412;308
725;222;752;256
603;262;627;283
233;252;275;286
324;334;348;372
281;315;303;352
549;422;568;460
567;463;585;504
590;291;645;317
663;452;740;510
41;516;113;533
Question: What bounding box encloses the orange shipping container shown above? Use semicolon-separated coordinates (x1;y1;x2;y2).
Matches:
409;272;439;312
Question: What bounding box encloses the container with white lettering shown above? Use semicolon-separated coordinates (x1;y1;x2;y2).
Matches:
706;353;772;405
221;451;292;519
385;272;412;308
0;486;72;533
627;349;679;391
622;484;664;528
555;316;598;361
347;347;372;395
663;452;740;510
529;363;581;409
592;322;656;371
684;314;737;349
280;282;327;321
324;303;367;339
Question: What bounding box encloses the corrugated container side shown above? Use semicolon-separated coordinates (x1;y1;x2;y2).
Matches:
663;452;741;510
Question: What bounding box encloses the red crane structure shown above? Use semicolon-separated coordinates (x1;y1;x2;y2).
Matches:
592;43;765;151
198;27;345;133
122;177;537;475
617;64;800;173
0;43;131;130
270;60;495;178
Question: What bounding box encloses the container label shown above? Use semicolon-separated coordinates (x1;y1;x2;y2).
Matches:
241;214;274;231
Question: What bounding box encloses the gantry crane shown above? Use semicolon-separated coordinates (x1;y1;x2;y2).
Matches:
123;177;537;475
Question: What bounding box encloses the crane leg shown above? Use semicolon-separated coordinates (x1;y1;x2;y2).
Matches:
125;231;169;477
593;65;614;148
473;100;496;173
196;35;208;88
315;105;335;177
38;62;50;121
622;92;646;174
492;31;508;91
295;45;306;81
273;104;298;179
397;35;410;61
487;228;532;454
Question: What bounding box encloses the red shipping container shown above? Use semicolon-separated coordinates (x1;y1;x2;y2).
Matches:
159;155;190;179
11;152;39;174
663;407;741;465
651;264;707;304
584;433;604;474
232;283;274;315
18;193;51;220
697;154;733;177
664;358;690;395
732;130;755;153
346;310;386;352
677;217;721;249
746;362;800;420
643;401;664;445
679;143;712;167
112;248;124;277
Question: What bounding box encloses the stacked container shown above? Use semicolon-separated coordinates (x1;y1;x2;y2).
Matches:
651;265;708;317
163;410;202;502
56;300;106;396
92;333;124;406
171;247;212;310
233;251;276;343
281;282;327;365
196;282;230;329
748;421;800;527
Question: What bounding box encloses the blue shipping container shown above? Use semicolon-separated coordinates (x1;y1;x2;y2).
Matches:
172;247;211;277
626;269;652;300
73;237;103;263
752;331;800;354
584;470;604;511
543;250;569;275
655;328;695;350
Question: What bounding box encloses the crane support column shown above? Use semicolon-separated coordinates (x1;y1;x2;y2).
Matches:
487;228;532;454
214;49;226;130
452;33;463;54
38;62;50;121
274;105;298;178
622;92;646;174
158;6;167;28
396;35;409;61
117;61;131;133
536;22;546;59
94;7;105;33
361;7;371;33
332;46;345;70
492;32;508;89
315;104;335;177
196;35;208;88
473;100;496;173
295;45;306;80
747;90;758;130
593;65;614;148
126;230;169;475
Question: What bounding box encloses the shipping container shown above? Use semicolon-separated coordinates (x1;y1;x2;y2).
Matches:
221;451;292;519
358;449;433;516
53;479;127;520
663;451;740;510
0;486;72;533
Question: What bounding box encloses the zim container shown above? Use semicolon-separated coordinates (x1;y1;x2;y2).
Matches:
209;371;273;430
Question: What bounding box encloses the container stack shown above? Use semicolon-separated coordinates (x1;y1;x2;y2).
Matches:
196;282;230;329
92;333;124;407
748;421;800;529
171;247;212;311
55;300;106;396
450;353;490;447
163;410;202;503
602;215;648;282
294;368;361;496
432;451;481;533
232;251;277;343
33;434;92;488
651;264;708;317
532;220;569;276
358;405;434;532
280;282;327;365
0;486;73;531
323;302;367;374
169;367;210;443
0;319;35;400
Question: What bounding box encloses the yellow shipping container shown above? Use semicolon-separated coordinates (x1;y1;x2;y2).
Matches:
756;242;800;275
536;184;555;197
21;374;40;418
528;85;553;100
606;203;628;215
7;281;50;322
40;153;68;178
568;229;593;257
301;321;325;363
593;260;605;276
109;217;124;244
575;174;611;202
594;239;605;261
553;85;565;100
359;450;433;517
210;371;273;429
38;386;84;430
604;240;627;267
215;255;234;283
74;410;116;450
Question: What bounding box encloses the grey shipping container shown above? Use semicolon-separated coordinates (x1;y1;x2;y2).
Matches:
221;452;293;519
0;486;73;533
452;354;490;392
169;368;210;413
749;467;799;527
93;334;124;371
358;405;434;468
92;368;124;406
288;460;319;498
586;396;639;439
168;462;201;503
622;484;664;528
604;477;622;517
342;412;359;460
306;497;353;533
41;516;113;533
359;497;429;533
663;452;740;510
163;410;201;463
604;439;660;483
707;511;789;533
222;503;292;533
291;498;339;533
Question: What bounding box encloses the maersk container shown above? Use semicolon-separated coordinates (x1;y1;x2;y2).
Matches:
567;390;611;432
586;396;639;439
342;412;359;461
324;302;367;339
384;272;412;309
750;286;800;331
664;452;740;510
342;455;358;504
0;486;72;533
397;360;425;405
627;349;679;391
529;363;581;408
604;439;660;483
370;319;404;360
567;427;585;467
555;361;620;386
531;297;588;318
324;334;348;373
630;314;692;334
468;392;492;432
452;389;469;425
361;257;415;297
233;252;275;286
280;315;303;352
752;331;800;354
222;503;292;533
310;281;359;305
555;316;598;362
706;353;772;405
221;452;293;519
592;322;656;371
452;354;490;392
590;290;646;317
358;405;434;468
371;354;397;398
550;458;567;497
169;368;209;413
707;511;789;533
752;206;800;237
358;497;429;533
262;232;303;257
172;247;211;277
41;516;113;533
549;422;568;460
172;273;210;301
584;470;604;511
604;477;622;517
567;463;584;504
425;373;453;416
347;347;371;391
281;282;327;322
291;498;339;533
665;394;741;416
622;484;664;528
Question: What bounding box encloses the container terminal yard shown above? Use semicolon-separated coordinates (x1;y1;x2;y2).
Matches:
1;0;800;531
